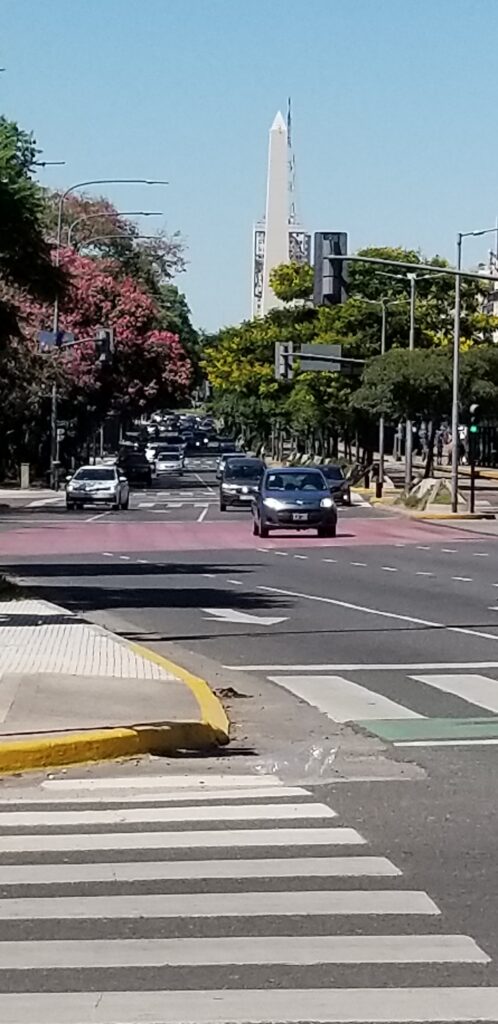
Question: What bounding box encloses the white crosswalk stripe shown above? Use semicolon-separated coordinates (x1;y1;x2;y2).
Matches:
0;771;490;1022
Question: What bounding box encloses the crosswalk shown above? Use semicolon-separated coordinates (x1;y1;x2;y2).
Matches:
252;666;498;743
0;771;494;1021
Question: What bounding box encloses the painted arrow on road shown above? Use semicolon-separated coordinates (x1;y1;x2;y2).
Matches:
202;607;288;626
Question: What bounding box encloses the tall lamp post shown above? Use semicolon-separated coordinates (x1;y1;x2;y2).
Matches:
67;210;163;247
451;226;497;512
49;177;168;488
362;296;407;497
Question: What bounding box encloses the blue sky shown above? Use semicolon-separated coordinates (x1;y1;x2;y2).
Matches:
1;0;497;330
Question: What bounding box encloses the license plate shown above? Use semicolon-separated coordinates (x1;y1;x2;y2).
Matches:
292;513;308;521
239;494;252;501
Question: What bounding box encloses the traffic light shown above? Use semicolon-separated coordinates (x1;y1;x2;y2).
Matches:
469;403;480;435
274;341;294;380
95;327;115;364
313;232;348;306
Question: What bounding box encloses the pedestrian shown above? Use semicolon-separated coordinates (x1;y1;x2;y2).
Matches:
436;431;444;467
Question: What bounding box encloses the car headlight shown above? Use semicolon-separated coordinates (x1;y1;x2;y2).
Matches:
222;483;238;491
320;497;335;508
263;497;284;510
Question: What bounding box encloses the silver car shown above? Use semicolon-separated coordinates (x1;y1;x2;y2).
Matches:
154;446;185;476
66;466;130;511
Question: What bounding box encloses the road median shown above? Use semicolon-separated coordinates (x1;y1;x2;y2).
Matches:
0;592;229;775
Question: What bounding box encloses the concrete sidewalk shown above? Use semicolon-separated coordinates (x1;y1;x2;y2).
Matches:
0;598;229;774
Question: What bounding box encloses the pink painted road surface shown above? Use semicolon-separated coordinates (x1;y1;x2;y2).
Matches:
0;515;484;557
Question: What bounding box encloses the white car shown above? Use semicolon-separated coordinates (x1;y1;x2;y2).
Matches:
66;466;130;510
154;446;185;475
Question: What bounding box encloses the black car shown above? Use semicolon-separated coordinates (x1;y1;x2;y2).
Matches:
219;458;265;511
253;467;337;538
117;451;152;488
319;464;352;505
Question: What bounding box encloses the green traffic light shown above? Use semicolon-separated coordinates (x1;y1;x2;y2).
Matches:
469;425;479;433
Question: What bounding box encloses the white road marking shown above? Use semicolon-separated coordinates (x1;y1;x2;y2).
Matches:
119;555;130;561
41;773;286;790
395;542;406;547
395;738;498;748
0;856;399;885
269;674;422;723
102;552;114;557
0;802;336;828
202;572;216;578
411;673;498;714
442;548;457;553
225;660;498;672
274;551;289;556
3;988;498;1024
0;933;484;969
0;889;439;919
452;576;472;582
0;826;365;852
197;506;208;521
294;554;308;559
350;561;367;567
416;571;434;576
136;559;148;564
0;785;309;806
381;566;397;572
86;511;110;522
474;551;489;556
227;579;243;585
417;545;431;550
322;558;337;562
257;584;498;642
202;607;288;626
137;502;154;508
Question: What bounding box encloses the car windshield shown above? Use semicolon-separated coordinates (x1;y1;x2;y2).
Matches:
74;468;115;481
266;471;327;492
225;462;263;480
122;454;146;464
322;466;345;481
158;449;182;457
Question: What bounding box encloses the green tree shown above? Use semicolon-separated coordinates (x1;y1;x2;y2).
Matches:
0;118;63;339
269;261;314;302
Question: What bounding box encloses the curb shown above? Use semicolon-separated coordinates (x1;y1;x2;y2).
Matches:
0;640;230;777
404;510;496;521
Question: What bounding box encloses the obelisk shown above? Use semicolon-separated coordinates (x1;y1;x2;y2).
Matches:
261;111;289;315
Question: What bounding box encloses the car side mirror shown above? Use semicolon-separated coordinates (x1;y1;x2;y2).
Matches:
65;475;72;482
119;475;127;482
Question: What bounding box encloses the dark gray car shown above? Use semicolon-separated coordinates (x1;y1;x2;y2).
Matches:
220;458;265;511
319;464;352;505
253;467;337;538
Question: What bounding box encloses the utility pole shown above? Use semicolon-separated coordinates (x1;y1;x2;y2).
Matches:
376;302;387;499
404;273;416;490
451;234;463;513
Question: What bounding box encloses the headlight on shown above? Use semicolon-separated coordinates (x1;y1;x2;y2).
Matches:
320;497;334;508
263;497;284;510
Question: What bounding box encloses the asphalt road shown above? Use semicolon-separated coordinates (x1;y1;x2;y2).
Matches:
3;460;498;1015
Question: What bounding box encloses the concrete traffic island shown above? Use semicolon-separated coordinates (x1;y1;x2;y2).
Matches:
0;597;229;774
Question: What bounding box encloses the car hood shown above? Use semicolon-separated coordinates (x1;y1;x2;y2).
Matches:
225;477;260;487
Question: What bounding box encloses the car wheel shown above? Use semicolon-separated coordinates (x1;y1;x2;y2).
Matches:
260;522;269;538
252;519;260;536
121;497;129;510
344;492;352;506
66;501;75;511
220;501;227;512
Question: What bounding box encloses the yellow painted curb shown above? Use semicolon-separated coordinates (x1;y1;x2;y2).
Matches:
410;511;496;521
0;642;229;776
128;641;230;745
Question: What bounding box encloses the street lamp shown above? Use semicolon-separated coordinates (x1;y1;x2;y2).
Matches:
451;225;498;512
67;211;163;247
49;177;167;488
75;233;160;251
361;296;407;496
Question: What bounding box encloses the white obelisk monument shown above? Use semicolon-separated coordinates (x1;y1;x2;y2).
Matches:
252;106;311;318
260;111;289;315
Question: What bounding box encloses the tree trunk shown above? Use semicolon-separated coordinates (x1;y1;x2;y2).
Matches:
424;421;437;478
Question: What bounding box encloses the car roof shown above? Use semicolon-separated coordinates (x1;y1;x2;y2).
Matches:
76;464;116;472
264;466;325;474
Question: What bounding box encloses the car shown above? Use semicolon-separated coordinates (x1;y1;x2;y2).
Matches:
219;458;265;511
319;464;352;505
66;465;129;510
117;451;152;488
252;467;337;538
154;445;185;476
216;452;248;480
